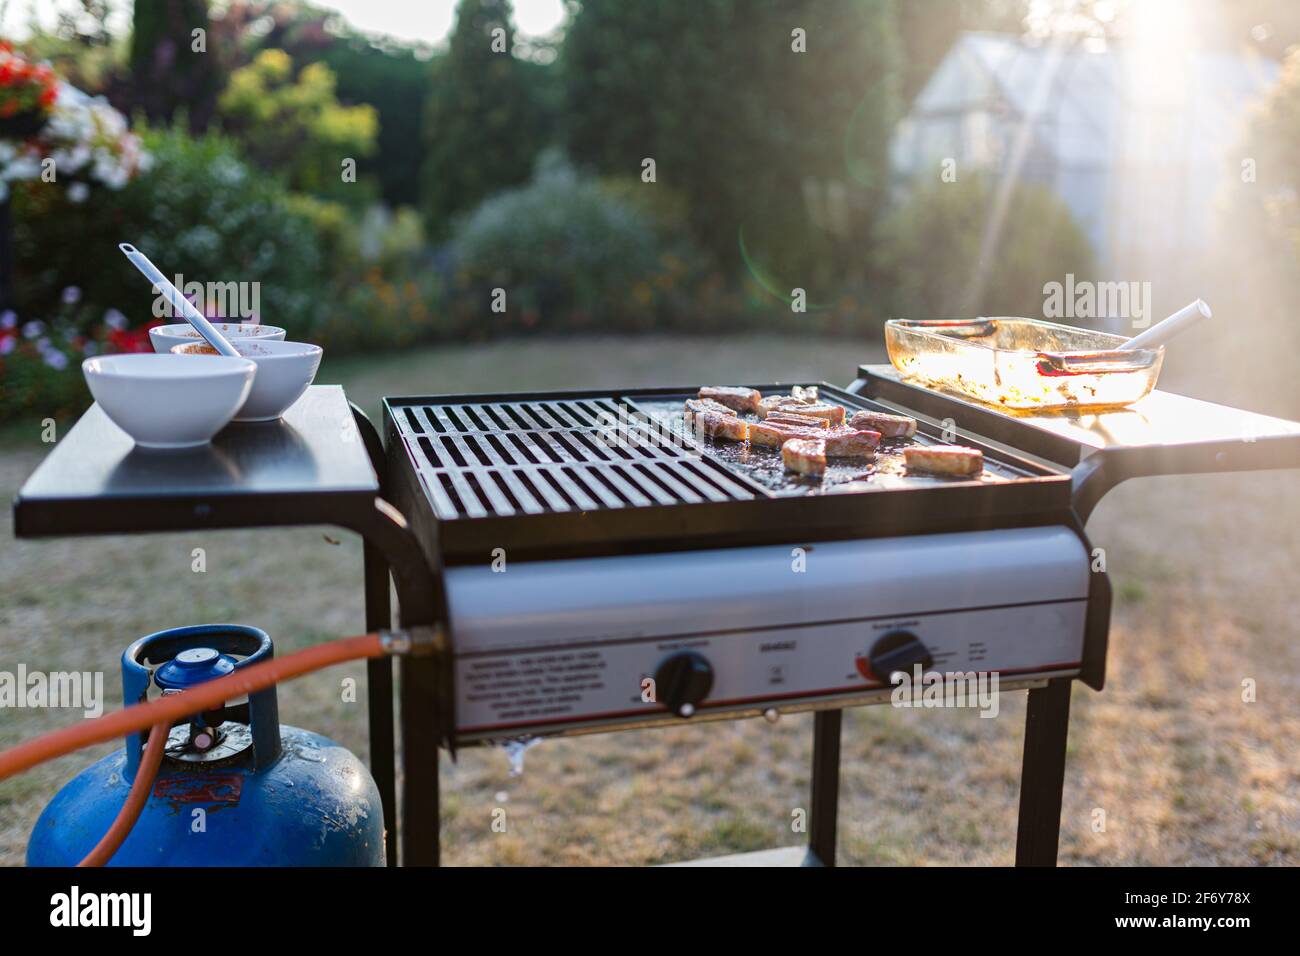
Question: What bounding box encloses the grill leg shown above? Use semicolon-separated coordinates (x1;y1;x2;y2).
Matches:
400;653;441;866
364;541;396;867
1015;679;1072;866
806;709;842;867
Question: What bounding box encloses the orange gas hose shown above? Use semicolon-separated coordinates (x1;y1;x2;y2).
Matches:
0;633;383;783
78;721;169;867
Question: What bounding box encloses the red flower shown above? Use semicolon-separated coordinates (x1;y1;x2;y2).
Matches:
108;327;152;353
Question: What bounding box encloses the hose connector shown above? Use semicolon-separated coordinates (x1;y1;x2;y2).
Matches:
379;626;442;657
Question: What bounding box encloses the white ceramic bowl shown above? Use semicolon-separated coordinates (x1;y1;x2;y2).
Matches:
82;354;256;448
172;340;323;422
149;322;286;354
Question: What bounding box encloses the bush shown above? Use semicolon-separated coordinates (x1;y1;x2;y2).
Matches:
13;122;327;336
449;154;719;335
308;267;446;354
873;174;1097;318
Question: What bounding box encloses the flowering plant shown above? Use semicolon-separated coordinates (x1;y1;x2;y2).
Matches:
0;76;148;202
0;290;157;421
0;42;58;123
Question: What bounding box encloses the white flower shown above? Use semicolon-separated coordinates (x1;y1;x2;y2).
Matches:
0;310;16;330
43;349;69;370
22;320;46;339
104;309;127;330
67;182;90;203
2;81;152;196
0;337;15;356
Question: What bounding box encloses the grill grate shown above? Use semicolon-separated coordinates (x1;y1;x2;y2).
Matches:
394;397;757;520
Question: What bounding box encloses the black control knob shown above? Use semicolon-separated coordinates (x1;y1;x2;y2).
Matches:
867;631;933;682
653;651;714;717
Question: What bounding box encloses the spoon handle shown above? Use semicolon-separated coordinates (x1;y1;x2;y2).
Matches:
118;243;242;358
1121;299;1212;352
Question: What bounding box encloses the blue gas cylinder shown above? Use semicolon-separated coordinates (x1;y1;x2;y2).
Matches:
27;624;385;866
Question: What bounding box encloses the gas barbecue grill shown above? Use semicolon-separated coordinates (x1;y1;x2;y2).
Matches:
14;367;1300;868
380;365;1300;866
384;381;1107;740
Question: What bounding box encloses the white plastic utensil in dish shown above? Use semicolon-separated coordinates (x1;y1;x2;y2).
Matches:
82;353;256;448
172;340;322;421
150;322;286;354
1119;299;1212;351
118;243;241;358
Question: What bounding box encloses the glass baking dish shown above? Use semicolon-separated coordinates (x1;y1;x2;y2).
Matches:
885;317;1164;411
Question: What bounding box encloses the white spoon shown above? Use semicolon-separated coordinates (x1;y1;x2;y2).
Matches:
1121;299;1212;351
118;243;242;358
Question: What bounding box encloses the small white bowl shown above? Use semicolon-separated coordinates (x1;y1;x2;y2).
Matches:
83;354;256;448
150;322;286;354
172;340;322;422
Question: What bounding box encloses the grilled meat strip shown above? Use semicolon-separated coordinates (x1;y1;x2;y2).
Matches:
684;397;737;419
758;394;846;425
904;445;984;476
847;409;917;438
683;397;747;441
749;419;828;448
823;427;880;458
758;394;812;416
764;411;829;430
689;409;749;442
698;386;762;414
782;438;827;476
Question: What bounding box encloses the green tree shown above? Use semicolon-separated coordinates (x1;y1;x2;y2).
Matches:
128;0;221;129
217;49;379;203
561;0;901;289
420;0;552;238
293;36;434;207
872;173;1095;318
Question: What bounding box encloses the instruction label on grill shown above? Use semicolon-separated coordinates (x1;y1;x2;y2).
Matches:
461;650;609;723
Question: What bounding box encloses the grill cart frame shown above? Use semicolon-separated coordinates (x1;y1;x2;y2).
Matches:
14;371;1300;867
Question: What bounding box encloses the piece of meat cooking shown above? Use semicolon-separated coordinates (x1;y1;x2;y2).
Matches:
823;427;880;458
764;411;829;430
783;401;844;425
758;394;846;425
847;409;917;438
698;386;762;414
904;445;984;476
689;409;749;442
758;394;811;416
684;397;737;419
782;438;827;476
749;419;827;448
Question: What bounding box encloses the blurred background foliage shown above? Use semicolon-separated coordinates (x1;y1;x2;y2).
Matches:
217;47;378;202
2;0;1300;420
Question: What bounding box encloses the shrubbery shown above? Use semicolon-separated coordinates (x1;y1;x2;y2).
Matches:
13;123;327;337
449;154;733;336
873;174;1097;319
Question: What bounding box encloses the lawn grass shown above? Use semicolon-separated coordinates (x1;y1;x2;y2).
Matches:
2;334;1298;865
